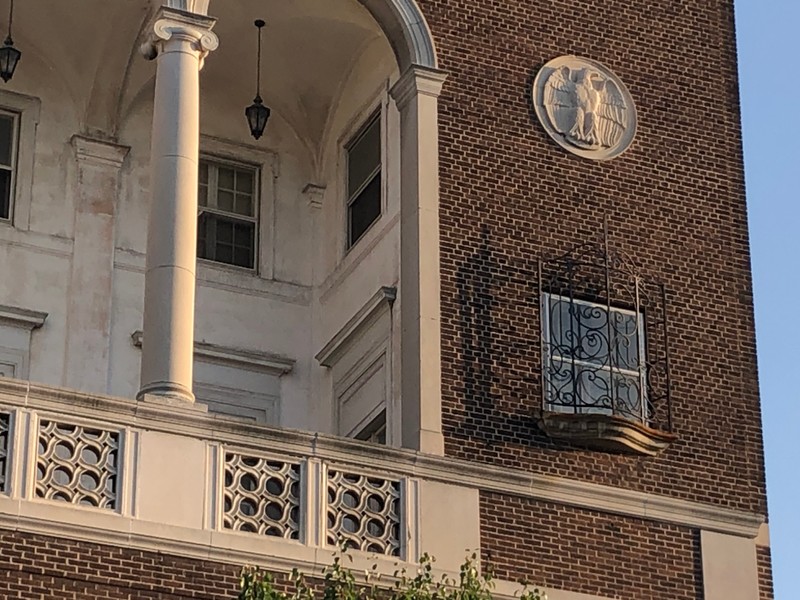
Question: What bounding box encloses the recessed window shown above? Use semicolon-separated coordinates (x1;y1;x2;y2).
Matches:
0;109;19;222
346;113;381;249
542;293;647;423
354;409;387;445
197;158;258;270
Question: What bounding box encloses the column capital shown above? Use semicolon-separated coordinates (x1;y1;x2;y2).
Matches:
390;65;448;111
140;6;218;63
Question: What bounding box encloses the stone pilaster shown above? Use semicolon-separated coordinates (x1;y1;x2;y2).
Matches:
64;136;129;393
389;65;447;454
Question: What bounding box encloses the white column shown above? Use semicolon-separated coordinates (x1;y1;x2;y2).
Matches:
390;66;447;455
137;8;218;402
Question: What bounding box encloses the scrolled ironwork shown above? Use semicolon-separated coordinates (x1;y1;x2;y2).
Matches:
539;230;672;433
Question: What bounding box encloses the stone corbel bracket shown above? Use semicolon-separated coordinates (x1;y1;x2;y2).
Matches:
538;412;677;456
140;6;219;67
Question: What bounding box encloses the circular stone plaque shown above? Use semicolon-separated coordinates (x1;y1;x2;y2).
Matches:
532;56;637;160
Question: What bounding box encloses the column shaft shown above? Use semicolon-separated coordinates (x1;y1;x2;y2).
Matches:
138;10;217;402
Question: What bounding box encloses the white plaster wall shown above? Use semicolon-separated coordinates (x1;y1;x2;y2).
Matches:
0;43;82;388
0;3;401;439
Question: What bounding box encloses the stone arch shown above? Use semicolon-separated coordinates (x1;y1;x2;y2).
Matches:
199;0;437;70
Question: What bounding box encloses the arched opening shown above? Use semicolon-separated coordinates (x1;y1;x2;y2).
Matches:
0;0;445;454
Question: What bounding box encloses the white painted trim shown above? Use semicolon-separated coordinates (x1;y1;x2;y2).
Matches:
0;305;47;330
0;380;765;538
316;286;396;367
131;330;294;376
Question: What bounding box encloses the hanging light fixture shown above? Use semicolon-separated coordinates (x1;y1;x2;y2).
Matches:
245;19;270;140
0;0;20;83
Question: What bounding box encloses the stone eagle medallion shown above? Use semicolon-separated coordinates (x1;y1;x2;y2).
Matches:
532;56;637;160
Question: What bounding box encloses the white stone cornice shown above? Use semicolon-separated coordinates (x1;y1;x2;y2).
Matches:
71;136;130;169
140;6;218;63
390;65;448;110
0;305;47;330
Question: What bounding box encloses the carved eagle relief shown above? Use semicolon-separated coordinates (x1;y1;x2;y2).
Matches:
543;65;628;150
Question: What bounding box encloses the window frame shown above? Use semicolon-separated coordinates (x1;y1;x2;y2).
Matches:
0;108;19;224
197;154;260;273
0;91;38;231
541;292;649;423
343;105;385;253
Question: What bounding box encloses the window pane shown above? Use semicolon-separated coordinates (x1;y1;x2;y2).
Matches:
347;116;380;197
236;170;253;194
0;169;10;220
197;212;211;259
218;189;234;212
217;219;233;244
196;159;258;269
218;167;235;191
347;174;381;247
234;194;253;217
232;221;255;268
0;114;14;167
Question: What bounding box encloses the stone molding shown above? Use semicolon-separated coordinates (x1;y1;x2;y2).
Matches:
356;0;438;70
389;65;448;110
0;379;763;538
0;305;47;330
316;286;396;367
71;136;130;169
131;331;295;376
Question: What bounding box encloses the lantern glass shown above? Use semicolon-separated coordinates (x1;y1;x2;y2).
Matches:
0;40;20;83
245;97;270;140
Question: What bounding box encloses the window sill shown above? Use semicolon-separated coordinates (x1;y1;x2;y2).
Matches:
537;412;676;456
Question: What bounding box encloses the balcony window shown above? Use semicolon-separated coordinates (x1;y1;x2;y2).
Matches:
197;158;258;270
0;109;18;222
537;233;675;455
543;294;646;422
346;113;381;249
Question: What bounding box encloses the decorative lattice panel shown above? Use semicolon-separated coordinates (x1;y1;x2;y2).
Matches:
326;470;400;555
35;420;119;509
223;453;301;538
0;412;8;493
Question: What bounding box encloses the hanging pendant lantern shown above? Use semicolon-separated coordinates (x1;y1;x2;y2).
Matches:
245;19;270;140
0;0;20;83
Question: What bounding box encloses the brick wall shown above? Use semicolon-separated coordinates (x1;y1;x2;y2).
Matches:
480;491;703;600
420;0;767;516
757;545;774;600
0;530;239;599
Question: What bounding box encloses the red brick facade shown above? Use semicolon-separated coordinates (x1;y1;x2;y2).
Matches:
421;0;769;595
480;492;703;600
428;0;766;515
0;531;238;599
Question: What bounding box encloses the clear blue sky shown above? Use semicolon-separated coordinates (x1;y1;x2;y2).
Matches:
736;0;799;597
